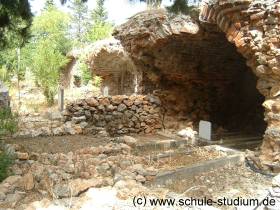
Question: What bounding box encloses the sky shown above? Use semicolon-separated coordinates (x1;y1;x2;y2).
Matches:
29;0;174;25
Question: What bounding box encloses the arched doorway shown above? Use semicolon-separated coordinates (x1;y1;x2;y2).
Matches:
114;1;280;170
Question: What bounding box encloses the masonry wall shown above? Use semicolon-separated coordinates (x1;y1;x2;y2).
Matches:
113;0;280;171
64;95;162;135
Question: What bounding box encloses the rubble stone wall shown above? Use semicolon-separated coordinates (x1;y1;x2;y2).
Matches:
200;0;280;171
64;95;163;135
86;39;138;96
114;0;280;171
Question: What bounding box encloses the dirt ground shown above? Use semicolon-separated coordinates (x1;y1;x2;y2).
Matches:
163;163;272;209
3;133;180;155
1;134;273;210
141;147;225;170
4;135;111;154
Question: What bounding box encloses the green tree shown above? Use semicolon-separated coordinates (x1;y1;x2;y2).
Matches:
167;0;195;14
24;6;71;105
86;0;113;42
68;0;89;46
128;0;194;13
0;0;32;49
91;0;108;24
79;0;113;84
87;21;113;42
0;48;25;85
44;0;55;10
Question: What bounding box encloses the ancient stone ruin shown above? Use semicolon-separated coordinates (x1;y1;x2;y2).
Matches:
2;1;280;209
64;94;162;135
113;0;280;171
60;49;81;89
86;39;139;95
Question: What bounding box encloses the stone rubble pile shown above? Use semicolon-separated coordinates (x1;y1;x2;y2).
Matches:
267;174;280;210
15;112;64;137
64;94;162;135
0;138;159;209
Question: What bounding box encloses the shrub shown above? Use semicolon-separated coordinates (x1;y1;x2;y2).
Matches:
0;108;18;136
93;76;102;87
0;150;14;182
78;56;92;85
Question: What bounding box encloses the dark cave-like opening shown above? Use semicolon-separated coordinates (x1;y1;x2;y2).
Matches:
144;32;266;137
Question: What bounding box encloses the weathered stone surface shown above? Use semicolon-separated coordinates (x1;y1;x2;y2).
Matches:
122;135;137;147
113;1;280;170
85;98;99;107
19;172;34;191
54;178;103;198
16;152;29;160
64;95;162;135
86;39;138;96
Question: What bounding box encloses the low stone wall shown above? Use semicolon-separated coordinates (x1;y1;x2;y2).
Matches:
64;95;162;135
16;112;64;137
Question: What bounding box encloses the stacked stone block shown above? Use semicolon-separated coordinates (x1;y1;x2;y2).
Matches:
64;95;162;135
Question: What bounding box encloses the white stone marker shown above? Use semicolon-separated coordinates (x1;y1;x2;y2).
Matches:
199;120;212;141
58;88;64;112
103;86;109;97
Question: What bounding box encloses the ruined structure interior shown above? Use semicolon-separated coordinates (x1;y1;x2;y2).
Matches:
142;29;266;135
2;0;280;209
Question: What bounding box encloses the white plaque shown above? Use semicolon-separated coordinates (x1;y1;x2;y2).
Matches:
103;86;109;97
199;120;211;141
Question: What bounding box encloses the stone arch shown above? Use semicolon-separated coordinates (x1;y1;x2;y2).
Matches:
86;38;139;96
199;0;280;171
114;0;280;171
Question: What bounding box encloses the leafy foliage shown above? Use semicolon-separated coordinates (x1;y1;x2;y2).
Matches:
129;0;197;14
87;21;113;42
0;108;18;136
0;107;17;182
0;66;9;83
68;0;89;46
73;0;113;85
0;0;32;49
166;0;196;15
31;8;71;54
29;40;69;105
91;0;108;23
146;0;162;8
0;47;25;86
86;0;113;42
44;0;55;10
79;57;92;85
92;75;102;87
0;150;14;182
23;6;71;105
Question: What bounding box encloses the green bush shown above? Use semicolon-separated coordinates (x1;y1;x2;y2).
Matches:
0;150;14;182
93;76;102;87
79;58;92;85
0;108;18;136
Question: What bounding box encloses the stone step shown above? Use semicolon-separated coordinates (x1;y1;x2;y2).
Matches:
213;136;262;143
223;140;262;149
198;133;263;151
